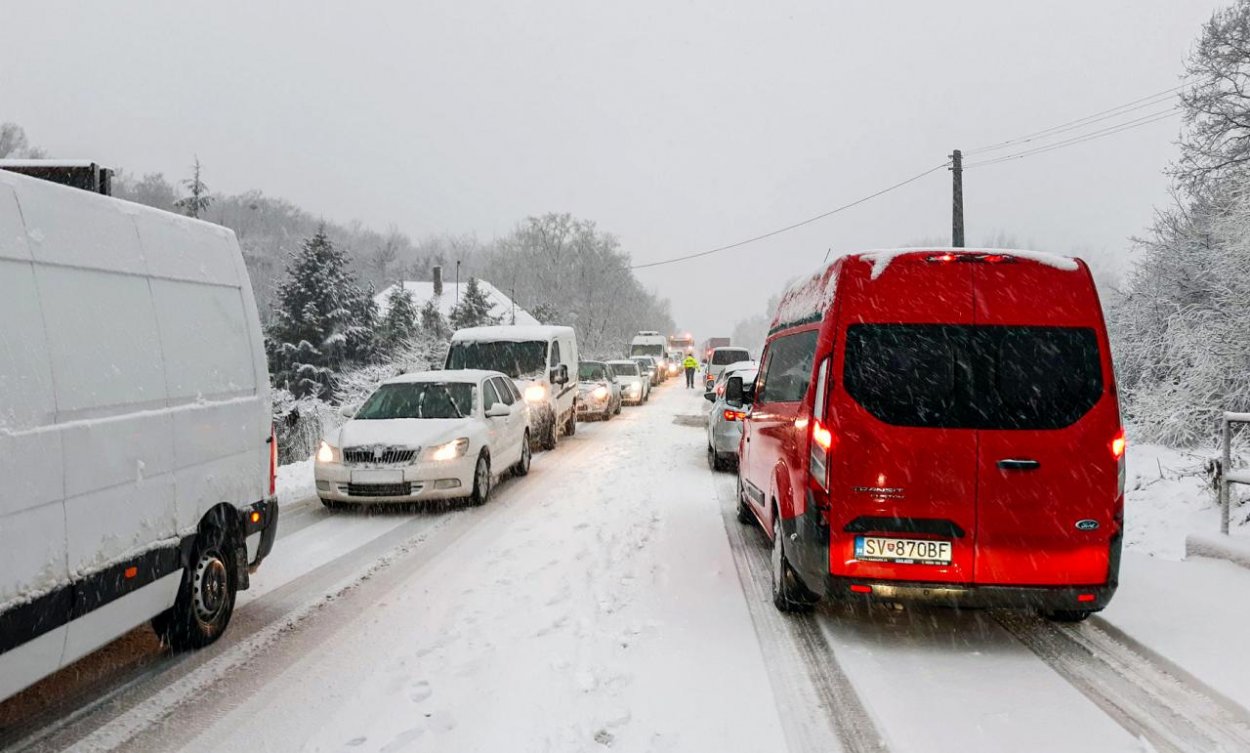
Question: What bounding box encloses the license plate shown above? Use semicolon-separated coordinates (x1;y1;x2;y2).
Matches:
351;469;405;484
855;536;951;565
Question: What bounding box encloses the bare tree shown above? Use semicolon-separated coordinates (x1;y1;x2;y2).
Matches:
1176;0;1250;189
175;156;213;219
0;122;46;158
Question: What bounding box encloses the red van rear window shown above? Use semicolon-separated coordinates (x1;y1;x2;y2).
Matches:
843;324;1102;429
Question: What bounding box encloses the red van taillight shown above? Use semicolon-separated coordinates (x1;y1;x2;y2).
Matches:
809;417;835;490
268;424;278;497
1110;427;1126;460
925;252;1016;264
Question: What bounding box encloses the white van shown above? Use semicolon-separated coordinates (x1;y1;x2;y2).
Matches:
445;325;578;450
0;169;278;702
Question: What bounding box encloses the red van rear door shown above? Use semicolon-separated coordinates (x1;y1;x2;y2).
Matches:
829;256;978;585
971;261;1120;586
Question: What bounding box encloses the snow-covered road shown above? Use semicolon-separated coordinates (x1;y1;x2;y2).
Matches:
3;382;1249;753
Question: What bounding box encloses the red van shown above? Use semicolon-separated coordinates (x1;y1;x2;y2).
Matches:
737;249;1124;621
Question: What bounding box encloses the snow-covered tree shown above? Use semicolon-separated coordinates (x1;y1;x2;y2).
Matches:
449;276;499;330
175;157;213;219
0;122;46;158
267;230;377;398
379;285;420;351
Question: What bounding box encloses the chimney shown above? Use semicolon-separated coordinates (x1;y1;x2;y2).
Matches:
432;265;443;296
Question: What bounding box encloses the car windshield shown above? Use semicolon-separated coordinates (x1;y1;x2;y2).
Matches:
354;382;476;420
630;343;664;357
632;358;653;370
446;340;548;379
579;362;608;381
609;361;639;376
712;348;750;365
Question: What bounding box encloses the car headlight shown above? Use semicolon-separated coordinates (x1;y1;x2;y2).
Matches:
592;385;609;400
316;440;339;463
423;437;470;461
524;384;547;402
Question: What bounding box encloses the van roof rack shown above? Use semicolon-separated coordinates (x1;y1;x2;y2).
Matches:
0;159;114;196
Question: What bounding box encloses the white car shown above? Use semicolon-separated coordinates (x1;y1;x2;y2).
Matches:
607;359;649;405
315;370;530;508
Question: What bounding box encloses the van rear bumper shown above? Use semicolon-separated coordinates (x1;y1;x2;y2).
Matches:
823;576;1116;612
241;497;279;571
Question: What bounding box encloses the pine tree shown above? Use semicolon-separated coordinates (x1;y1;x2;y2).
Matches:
449;277;500;330
267;229;377;398
175;156;213;219
380;285;421;352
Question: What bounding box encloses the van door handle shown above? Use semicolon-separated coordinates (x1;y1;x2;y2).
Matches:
997;458;1040;471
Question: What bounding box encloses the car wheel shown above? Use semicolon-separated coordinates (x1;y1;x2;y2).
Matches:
1044;610;1092;623
565;409;577;436
153;514;238;650
708;443;726;472
771;511;816;613
540;418;558;451
614;400;622;415
513;433;531;477
469;453;491;506
736;477;754;525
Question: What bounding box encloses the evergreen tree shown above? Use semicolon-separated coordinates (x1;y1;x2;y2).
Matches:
420;299;450;340
449;277;500;330
267;230;376;398
380;285;421;351
175;156;213;219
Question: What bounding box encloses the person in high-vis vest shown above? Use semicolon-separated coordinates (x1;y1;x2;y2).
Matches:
683;354;698;388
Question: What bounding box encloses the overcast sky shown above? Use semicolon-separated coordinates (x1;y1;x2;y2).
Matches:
0;0;1223;337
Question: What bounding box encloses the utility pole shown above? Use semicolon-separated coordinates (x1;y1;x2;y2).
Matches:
455;260;461;306
951;149;965;248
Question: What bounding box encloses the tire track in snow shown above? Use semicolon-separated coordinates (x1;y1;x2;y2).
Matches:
997;612;1250;753
714;474;889;753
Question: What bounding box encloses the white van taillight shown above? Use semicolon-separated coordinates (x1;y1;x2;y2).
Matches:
268;425;278;497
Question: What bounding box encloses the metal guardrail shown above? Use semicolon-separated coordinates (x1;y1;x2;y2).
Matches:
1219;411;1250;534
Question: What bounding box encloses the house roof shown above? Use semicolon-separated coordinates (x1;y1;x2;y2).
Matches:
375;279;540;327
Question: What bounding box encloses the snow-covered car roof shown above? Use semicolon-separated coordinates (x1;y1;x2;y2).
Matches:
383;369;503;385
450;325;575;342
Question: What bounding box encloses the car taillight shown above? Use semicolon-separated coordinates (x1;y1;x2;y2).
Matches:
1110;427;1126;460
809;418;835;490
269;424;278;497
926;252;957;263
723;409;745;421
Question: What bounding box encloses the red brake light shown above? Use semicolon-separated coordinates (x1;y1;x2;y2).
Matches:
849;584;872;594
1110;428;1126;460
723;409;745;421
812;418;834;451
1077;593;1096;603
927;253;957;263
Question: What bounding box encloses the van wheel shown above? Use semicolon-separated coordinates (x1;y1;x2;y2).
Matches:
736;477;754;525
565;409;577;437
1044;610;1092;623
469;453;491;506
154;520;237;650
513;433;531;477
540;419;558;451
771;513;816;613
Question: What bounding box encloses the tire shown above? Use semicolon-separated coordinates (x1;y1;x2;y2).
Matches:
1044;610;1092;623
153;516;238;650
513;432;531;477
708;443;728;472
565;408;577;437
469;453;491;506
771;512;816;613
614;400;622;416
736;476;754;525
540;417;558;451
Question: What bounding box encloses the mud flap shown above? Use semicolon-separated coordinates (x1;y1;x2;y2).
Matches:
784;490;831;593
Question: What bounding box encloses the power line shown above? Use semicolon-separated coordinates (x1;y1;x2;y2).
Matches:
964;107;1181;168
630;162;951;270
965;81;1189;156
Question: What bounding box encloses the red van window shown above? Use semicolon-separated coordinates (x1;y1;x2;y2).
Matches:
843;324;1101;429
757;330;818;404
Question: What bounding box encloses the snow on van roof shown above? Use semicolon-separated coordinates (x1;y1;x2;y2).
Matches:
856;247;1079;280
385;369;500;384
771;248;1082;331
450;325;575;342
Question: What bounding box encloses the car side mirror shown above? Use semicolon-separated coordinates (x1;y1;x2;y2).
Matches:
552;365;569;385
486;403;510;418
740;383;755;405
339;404;357;419
703;390;716;402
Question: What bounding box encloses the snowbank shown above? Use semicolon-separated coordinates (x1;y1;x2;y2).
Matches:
276;458;315;507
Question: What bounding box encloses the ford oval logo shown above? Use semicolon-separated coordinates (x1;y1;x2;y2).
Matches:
1075;519;1100;531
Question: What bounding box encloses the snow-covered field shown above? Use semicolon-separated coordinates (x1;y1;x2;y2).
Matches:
6;383;1250;753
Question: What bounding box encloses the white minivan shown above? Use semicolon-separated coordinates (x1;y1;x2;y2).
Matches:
0;169;277;702
445;326;579;450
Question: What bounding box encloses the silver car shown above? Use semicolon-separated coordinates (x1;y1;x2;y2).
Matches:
705;362;758;471
577;360;623;420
